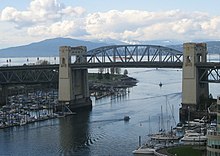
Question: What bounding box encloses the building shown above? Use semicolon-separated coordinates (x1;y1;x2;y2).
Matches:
207;96;220;155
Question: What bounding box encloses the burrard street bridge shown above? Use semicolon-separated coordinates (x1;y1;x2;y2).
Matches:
0;43;220;119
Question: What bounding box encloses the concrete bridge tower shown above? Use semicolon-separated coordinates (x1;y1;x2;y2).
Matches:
181;43;209;121
58;46;92;111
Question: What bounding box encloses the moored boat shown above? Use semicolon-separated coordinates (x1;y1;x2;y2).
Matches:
175;122;184;131
133;142;163;155
132;144;155;155
180;131;207;145
150;132;181;141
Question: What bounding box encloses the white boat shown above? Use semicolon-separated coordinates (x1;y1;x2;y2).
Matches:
185;120;205;127
132;144;163;155
180;131;207;145
150;132;180;141
132;145;156;155
20;118;27;126
176;123;184;131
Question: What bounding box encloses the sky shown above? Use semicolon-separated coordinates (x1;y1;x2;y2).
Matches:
1;0;220;48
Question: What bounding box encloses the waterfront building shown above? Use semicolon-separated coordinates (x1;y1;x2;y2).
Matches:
207;96;220;156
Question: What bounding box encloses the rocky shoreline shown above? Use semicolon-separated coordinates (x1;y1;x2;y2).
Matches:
88;73;138;99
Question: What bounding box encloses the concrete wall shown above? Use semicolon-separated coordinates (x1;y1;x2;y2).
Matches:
182;43;209;110
58;46;91;109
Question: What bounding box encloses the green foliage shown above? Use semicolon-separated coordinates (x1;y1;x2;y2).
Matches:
115;67;121;74
104;72;110;79
123;69;128;75
167;146;203;156
97;72;103;80
110;67;115;74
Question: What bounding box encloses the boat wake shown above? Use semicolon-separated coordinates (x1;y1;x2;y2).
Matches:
90;118;125;124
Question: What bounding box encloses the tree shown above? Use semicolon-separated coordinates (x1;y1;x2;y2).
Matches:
123;69;128;75
37;60;50;65
110;67;115;74
97;72;103;80
98;68;104;74
104;72;110;79
115;67;121;74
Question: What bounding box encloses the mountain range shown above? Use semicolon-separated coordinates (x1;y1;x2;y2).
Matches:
0;38;109;57
0;37;220;57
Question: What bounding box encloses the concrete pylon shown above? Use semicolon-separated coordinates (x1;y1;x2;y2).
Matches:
58;46;92;111
0;85;7;106
181;43;209;121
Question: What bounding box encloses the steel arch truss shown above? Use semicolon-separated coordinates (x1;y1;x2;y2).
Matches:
87;45;183;64
199;68;220;83
0;66;59;85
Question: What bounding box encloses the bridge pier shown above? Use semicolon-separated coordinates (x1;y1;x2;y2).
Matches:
180;43;209;122
58;46;92;111
0;85;7;106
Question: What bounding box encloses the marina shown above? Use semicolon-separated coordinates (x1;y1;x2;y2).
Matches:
1;0;220;155
0;53;219;155
0;67;183;156
0;89;75;129
132;112;217;156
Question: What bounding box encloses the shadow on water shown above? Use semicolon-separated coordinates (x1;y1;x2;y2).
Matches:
58;110;92;155
58;109;129;156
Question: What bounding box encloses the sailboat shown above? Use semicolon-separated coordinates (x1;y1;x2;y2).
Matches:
20;115;27;126
150;97;180;141
147;116;152;136
64;105;76;116
57;104;76;118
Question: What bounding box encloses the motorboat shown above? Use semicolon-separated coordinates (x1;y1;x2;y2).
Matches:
184;116;206;128
210;119;217;127
175;123;184;131
132;143;161;155
124;116;130;121
132;145;155;155
180;131;207;145
150;132;181;141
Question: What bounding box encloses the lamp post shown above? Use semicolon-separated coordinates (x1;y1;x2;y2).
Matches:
188;106;190;130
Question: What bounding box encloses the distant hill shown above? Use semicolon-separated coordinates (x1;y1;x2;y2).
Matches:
0;37;109;57
206;41;220;54
168;41;220;54
1;38;220;57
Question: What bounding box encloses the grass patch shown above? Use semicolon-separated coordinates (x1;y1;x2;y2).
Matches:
167;146;203;156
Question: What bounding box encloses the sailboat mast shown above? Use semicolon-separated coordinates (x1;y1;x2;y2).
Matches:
166;95;168;131
148;116;152;135
161;105;164;131
158;116;160;132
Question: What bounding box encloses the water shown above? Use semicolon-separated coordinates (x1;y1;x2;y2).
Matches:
0;67;219;156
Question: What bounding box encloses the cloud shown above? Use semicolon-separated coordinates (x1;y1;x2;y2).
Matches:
1;1;220;45
0;0;85;27
85;10;220;41
27;20;88;37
